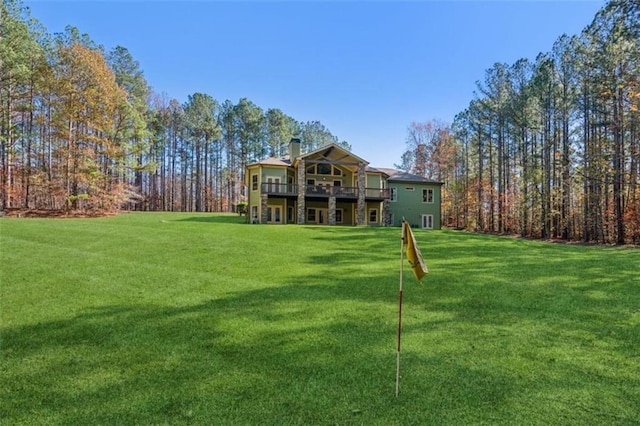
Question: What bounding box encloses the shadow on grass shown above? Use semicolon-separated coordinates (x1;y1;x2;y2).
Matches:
2;229;638;424
0;285;529;425
0;288;397;424
175;214;247;224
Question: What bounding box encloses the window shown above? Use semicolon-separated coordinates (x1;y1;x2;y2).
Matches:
251;206;258;220
317;163;331;175
405;187;415;191
306;163;342;176
422;188;434;203
336;209;343;223
252;174;258;191
307;179;315;186
422;214;434;229
307;208;316;222
267;207;272;222
369;209;378;224
266;177;280;193
390;187;397;202
287;206;294;222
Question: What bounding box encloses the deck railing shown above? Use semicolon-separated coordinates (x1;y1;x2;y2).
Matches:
261;183;390;199
364;188;391;199
260;182;298;196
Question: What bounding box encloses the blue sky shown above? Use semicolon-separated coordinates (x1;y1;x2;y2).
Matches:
26;0;605;168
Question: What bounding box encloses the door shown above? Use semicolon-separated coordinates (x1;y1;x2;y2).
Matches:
267;177;281;193
318;209;326;224
268;206;282;223
421;214;433;229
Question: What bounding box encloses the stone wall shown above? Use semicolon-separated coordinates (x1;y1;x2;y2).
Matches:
297;159;306;224
357;162;366;225
328;196;336;225
260;194;269;223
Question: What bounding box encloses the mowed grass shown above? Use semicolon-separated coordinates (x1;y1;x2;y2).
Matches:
1;212;639;425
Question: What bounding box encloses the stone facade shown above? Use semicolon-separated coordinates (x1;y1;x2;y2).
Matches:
260;194;269;223
357;162;366;225
328;196;336;225
382;199;391;226
297;159;306;224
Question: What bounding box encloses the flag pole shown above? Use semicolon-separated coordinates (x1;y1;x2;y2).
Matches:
396;220;405;397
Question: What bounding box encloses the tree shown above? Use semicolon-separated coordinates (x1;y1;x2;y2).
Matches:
183;93;221;211
0;0;45;209
265;108;296;157
51;41;128;210
298;121;349;152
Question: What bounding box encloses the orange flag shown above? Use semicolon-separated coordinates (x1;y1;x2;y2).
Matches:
402;221;428;282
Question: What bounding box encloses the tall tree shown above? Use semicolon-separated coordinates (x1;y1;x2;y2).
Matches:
0;0;44;209
52;41;128;210
298;121;349;152
265;108;296;157
183;93;221;211
107;45;150;201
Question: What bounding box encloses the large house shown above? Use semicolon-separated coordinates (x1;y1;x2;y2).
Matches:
244;139;443;228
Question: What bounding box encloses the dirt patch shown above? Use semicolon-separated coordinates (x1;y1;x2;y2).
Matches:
1;208;117;218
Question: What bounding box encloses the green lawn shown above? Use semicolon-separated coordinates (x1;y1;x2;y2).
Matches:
1;212;639;425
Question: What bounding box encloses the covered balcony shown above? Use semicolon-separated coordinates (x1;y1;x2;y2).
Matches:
261;183;390;200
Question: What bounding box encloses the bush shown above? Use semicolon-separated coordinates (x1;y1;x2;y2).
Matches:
236;201;247;216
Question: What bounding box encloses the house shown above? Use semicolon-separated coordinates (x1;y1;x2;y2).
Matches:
244;139;443;228
379;168;443;229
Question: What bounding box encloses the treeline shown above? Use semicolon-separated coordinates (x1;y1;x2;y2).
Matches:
0;0;349;213
399;1;639;244
3;1;639;244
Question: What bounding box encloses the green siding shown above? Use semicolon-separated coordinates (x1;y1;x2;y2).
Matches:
388;182;442;229
366;174;382;189
248;169;261;221
261;166;287;183
247;165;289;223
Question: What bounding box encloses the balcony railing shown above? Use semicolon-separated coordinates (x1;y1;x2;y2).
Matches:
261;183;390;199
364;188;391;199
260;182;298;196
306;185;357;198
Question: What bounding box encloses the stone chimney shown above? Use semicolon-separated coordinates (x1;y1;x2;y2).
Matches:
289;138;301;160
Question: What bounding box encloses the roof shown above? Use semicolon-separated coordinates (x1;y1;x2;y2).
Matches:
246;155;442;186
247;157;291;167
376;168;444;184
365;166;390;176
298;143;368;165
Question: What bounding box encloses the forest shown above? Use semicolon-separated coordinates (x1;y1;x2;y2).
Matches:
0;0;350;215
397;0;639;244
1;0;638;244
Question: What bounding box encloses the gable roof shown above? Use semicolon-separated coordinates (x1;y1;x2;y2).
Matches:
246;151;442;186
248;143;369;169
376;168;444;185
298;143;368;165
